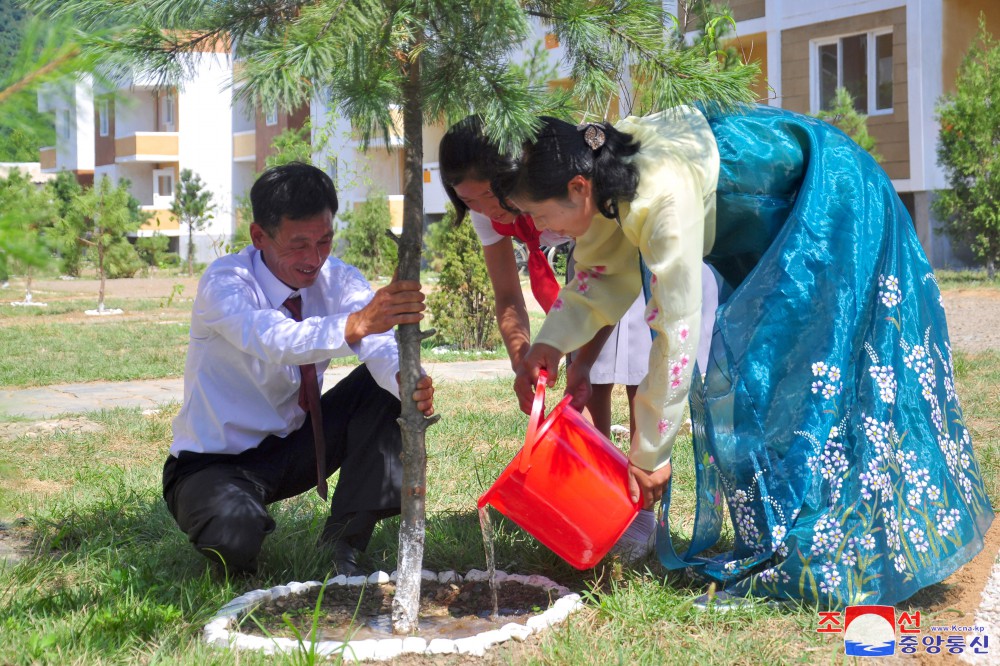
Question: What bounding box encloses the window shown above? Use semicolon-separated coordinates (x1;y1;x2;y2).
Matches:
98;100;110;137
153;168;175;205
160;93;175;131
265;105;278;126
814;29;893;114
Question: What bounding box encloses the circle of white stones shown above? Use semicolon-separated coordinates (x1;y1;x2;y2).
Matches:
203;569;583;660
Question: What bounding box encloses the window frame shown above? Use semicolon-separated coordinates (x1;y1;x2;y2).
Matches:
160;93;175;131
811;27;894;117
264;105;279;126
153;167;176;206
98;99;110;137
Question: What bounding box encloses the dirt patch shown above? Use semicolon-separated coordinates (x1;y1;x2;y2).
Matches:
0;417;104;440
0;521;34;567
239;579;556;643
942;290;1000;354
903;520;1000;665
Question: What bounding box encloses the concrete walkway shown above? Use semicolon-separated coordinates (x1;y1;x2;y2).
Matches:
0;360;513;419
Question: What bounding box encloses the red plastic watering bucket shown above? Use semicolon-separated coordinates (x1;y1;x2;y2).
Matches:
477;370;640;569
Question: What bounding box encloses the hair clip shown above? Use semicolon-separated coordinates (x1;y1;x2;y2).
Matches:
577;122;606;151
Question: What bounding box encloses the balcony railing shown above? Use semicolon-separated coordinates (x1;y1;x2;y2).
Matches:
115;132;179;162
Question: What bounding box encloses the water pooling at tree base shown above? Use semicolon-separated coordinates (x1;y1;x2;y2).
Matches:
204;571;582;660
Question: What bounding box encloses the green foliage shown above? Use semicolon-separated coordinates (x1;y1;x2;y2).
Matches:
169;168;215;275
45;171;85;274
336;190;398;279
680;1;745;73
133;233;169;268
422;215;453;274
427;205;501;351
934;15;1000;278
103;238;143;278
0;168;58;274
265;122;314;168
815;87;882;163
56;175;144;307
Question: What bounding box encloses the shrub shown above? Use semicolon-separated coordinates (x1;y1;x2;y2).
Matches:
104;239;144;278
135;234;171;268
427;205;502;350
336;190;398;279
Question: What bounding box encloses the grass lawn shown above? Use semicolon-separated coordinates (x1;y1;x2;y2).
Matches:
1;348;998;665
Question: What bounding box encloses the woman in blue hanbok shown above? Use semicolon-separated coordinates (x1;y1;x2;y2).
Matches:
498;104;994;607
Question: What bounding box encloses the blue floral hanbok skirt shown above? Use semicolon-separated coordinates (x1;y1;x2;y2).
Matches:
655;105;994;607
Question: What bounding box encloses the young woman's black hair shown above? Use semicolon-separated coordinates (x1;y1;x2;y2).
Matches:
496;117;641;220
250;161;338;236
438;115;518;223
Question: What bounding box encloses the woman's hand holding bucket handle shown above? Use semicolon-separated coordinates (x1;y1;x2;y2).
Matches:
515;343;563;414
628;461;672;510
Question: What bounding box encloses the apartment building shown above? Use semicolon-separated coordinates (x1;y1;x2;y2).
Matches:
39;44;237;265
38;2;997;268
721;0;1000;267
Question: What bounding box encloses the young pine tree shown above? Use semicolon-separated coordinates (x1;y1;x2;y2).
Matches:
37;0;759;631
815;87;882;163
427;206;502;351
59;176;143;312
337;191;399;280
170;169;215;275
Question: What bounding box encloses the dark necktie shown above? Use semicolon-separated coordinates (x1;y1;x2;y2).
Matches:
282;295;328;500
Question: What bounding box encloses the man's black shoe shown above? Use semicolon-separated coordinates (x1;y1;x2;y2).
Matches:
331;540;364;577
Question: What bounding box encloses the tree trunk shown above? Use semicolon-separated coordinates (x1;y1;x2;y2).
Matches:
391;50;437;635
187;222;195;276
97;224;106;313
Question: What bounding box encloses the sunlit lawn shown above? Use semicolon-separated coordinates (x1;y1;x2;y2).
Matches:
1;347;998;664
1;271;998;664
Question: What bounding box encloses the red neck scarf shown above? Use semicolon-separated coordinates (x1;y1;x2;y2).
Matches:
491;214;560;313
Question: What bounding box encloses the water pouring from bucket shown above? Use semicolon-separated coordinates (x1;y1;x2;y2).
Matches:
478;370;641;569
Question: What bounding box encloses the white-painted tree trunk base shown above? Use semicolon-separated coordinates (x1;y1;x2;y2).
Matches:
204;570;582;661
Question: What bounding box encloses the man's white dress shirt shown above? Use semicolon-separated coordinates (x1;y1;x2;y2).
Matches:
170;246;400;457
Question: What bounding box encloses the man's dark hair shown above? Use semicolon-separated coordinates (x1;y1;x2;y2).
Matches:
250;162;339;236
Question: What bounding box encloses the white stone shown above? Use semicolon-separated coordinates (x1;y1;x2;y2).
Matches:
477;628;510;647
389;570;398;582
454;636;487;656
426;638;457;654
493;570;508;583
401;636;427;654
203;628;230;647
543;605;571;624
526;614;553;631
372;638;404;660
502;622;533;641
315;640;347;657
204;572;585;659
233;634;271;651
367;571;391;584
342;639;378;661
437;570;461;583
